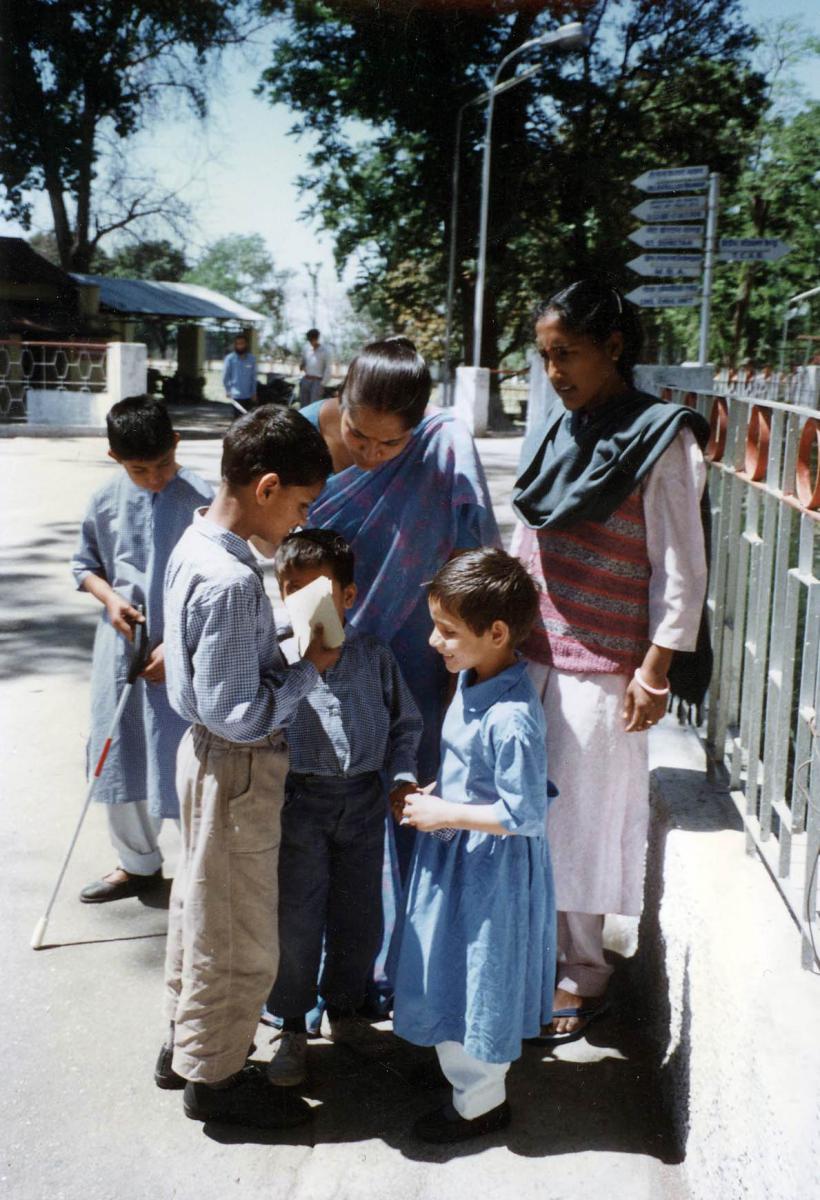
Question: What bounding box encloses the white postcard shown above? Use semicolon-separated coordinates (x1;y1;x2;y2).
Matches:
283;574;345;656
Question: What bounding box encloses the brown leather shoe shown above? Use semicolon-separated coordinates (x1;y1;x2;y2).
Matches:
79;867;162;904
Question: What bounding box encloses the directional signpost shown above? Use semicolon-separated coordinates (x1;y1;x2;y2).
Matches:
629;165;792;362
626;284;700;307
629;225;704;250
631;196;707;223
631;165;709;193
718;237;791;263
627;254;702;278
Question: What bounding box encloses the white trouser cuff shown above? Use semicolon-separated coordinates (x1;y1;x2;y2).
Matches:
436;1041;509;1120
556;911;613;998
107;801;163;875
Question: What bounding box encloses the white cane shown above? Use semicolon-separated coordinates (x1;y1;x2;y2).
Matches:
31;616;150;949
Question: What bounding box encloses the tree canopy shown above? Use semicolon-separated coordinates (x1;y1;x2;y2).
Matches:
0;1;248;271
102;239;190;282
259;0;766;407
184;233;291;331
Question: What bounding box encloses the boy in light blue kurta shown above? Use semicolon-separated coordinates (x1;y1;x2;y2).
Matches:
393;548;556;1145
70;396;212;903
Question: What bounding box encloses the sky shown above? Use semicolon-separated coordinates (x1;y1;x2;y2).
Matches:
2;0;818;339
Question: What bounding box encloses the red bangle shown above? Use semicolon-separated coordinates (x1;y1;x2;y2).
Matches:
634;668;670;697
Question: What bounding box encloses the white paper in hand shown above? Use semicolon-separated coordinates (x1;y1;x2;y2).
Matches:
283;574;345;656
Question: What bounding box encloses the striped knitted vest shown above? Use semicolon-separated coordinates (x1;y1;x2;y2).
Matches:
519;489;650;674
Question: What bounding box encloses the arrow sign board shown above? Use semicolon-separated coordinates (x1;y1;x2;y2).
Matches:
632;166;709;194
628;254;702;277
632;196;707;222
626;284;700;308
718;237;791;263
629;225;704;250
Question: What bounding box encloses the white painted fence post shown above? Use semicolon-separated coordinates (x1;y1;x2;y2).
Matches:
454;365;490;436
106;342;148;404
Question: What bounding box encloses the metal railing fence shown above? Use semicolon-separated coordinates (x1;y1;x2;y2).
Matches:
663;382;820;969
0;340;108;421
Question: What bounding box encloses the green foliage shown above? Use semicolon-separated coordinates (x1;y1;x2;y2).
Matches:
655;101;820;367
259;0;765;394
184;233;292;330
103;240;190;281
0;1;247;270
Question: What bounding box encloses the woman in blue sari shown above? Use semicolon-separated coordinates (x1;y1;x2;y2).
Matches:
300;337;500;804
295;338;500;1015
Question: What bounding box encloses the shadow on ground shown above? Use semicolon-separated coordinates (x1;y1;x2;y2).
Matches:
199;1001;682;1165
620;765;741;1159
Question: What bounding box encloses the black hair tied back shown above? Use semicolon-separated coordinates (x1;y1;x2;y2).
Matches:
537;279;644;385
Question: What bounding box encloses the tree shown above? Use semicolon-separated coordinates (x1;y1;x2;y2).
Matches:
184;233;292;332
259;0;765;420
0;1;249;272
105;240;190;281
650;21;820;366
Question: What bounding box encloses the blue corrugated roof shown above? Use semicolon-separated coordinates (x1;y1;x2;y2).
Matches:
70;274;263;322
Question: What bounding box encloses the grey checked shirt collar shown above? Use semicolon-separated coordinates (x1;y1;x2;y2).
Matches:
192;509;263;578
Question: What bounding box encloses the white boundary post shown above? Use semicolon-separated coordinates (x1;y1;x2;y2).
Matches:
697;172;721;365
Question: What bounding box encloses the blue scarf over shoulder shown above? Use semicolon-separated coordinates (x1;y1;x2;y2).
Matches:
513;389;710;530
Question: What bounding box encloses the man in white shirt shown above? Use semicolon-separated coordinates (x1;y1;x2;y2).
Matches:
299;329;331;408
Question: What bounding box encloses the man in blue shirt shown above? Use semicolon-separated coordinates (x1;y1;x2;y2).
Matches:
222;333;257;412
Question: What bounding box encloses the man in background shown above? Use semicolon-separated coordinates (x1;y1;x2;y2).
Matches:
298;329;331;408
222;333;257;413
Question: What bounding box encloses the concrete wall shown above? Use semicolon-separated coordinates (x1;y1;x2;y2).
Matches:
621;722;820;1200
25;343;147;427
633;364;715;397
25;388;111;426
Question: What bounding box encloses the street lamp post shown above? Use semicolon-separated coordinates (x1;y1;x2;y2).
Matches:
471;22;588;368
443;62;544;402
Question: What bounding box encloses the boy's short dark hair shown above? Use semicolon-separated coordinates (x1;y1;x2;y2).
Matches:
274;528;354;589
428;548;539;647
221;404;333;488
106;395;175;460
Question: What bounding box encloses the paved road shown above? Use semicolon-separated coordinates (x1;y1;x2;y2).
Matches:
0;435;685;1200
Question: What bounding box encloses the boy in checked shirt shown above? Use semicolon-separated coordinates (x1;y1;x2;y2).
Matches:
265;529;422;1087
157;406;337;1132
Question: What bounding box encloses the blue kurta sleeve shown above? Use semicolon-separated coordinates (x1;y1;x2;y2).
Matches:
70;504;106;591
488;713;548;837
379;644;423;785
183;579;318;742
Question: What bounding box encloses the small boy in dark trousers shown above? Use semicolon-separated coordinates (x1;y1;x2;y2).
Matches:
266;529;422;1087
157;406;338;1131
71;395;212;902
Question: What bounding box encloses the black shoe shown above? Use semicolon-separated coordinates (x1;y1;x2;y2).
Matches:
412;1100;511;1144
155;1040;258;1090
80;867;162;904
183;1067;312;1129
154;1043;185;1090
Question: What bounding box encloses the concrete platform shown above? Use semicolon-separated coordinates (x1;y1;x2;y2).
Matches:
0;434;691;1200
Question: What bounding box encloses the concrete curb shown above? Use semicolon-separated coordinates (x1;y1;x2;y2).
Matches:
628;721;820;1200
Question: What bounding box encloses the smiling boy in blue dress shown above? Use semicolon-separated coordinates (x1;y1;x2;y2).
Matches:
393;548;556;1144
